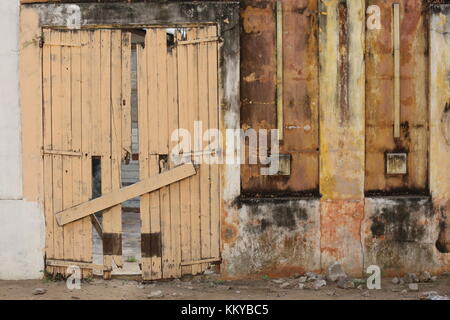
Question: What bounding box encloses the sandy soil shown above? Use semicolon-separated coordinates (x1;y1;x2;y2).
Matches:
1;273;449;300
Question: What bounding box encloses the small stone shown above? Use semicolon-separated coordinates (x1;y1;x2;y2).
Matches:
312;279;327;290
280;282;290;289
408;283;419;292
187;286;194;290
419;291;450;301
326;290;336;296
357;285;364;290
235;290;241;294
32;288;47;295
431;276;438;282
305;272;319;282
272;279;285;284
362;291;370;297
71;296;80;300
203;269;215;275
147;290;163;299
337;277;355;289
401;289;408;295
298;276;308;283
404;273;419;284
391;277;400;285
326;262;347;282
419;271;431;283
298;283;305;290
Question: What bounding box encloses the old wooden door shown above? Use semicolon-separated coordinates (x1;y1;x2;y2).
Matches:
42;28;132;276
137;26;221;280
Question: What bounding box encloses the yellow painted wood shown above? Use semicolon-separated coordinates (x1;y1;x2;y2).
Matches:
111;30;124;268
176;29;193;276
187;28;202;275
56;164;196;225
167;40;182;278
91;31;102;156
80;30;94;270
206;26;221;260
198;27;211;271
62;30;74;263
137;43;152;279
121;33;132;161
156;28;172;278
50;30;65;273
100;29;113;278
46;259;111;271
42;29;54;274
70;30;84;263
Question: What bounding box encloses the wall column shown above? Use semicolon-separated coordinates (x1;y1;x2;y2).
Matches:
318;0;366;276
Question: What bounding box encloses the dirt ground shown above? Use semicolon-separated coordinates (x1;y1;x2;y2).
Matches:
1;273;450;300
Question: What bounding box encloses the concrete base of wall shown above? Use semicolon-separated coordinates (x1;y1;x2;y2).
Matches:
221;198;320;278
0;200;44;280
222;196;450;279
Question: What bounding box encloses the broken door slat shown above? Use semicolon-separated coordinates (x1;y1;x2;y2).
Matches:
56;163;196;226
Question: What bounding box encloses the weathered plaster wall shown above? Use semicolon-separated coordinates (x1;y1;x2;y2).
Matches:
430;4;450;255
362;197;449;276
0;0;44;280
222;199;320;277
12;0;450;280
318;0;366;276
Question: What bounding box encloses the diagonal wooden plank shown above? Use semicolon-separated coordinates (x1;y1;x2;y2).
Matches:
56;164;196;226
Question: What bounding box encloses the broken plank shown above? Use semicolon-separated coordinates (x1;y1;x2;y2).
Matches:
56;164;196;226
46;259;112;271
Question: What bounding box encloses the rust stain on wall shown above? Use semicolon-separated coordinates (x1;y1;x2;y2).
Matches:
241;0;319;195
365;0;429;195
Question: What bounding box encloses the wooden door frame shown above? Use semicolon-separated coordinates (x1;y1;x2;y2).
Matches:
20;2;240;272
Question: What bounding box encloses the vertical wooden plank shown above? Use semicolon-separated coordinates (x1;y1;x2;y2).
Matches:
62;31;74;264
187;28;201;275
111;29;124;268
91;30;102;156
121;33;132;161
70;30;84;264
157;28;173;278
198;27;211;271
50;30;65;274
100;29;113;279
393;3;401;138
147;29;159;156
167;38;182;278
206;26;220;260
80;30;93;270
156;28;172;278
176;29;192;276
42;29;54;274
137;43;152;280
148;29;162;280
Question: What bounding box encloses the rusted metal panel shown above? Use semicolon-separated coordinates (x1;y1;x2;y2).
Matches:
365;0;429;195
241;0;319;195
